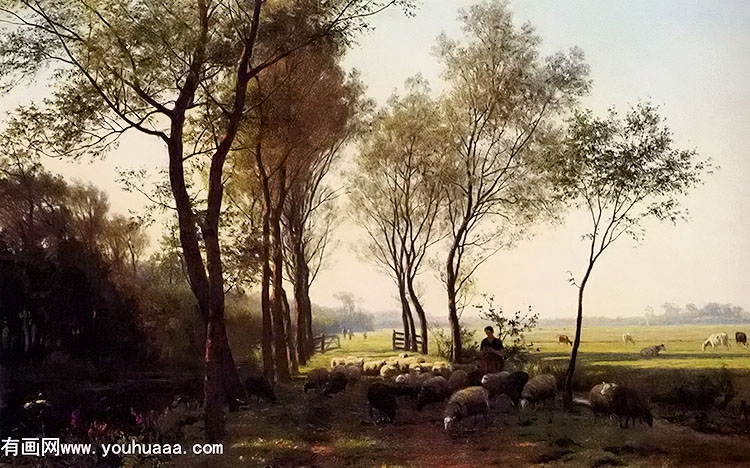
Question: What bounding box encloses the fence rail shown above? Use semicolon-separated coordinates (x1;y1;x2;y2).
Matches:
392;329;423;350
312;333;341;353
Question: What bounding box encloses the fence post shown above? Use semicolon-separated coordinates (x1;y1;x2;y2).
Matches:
321;333;325;353
392;330;396;350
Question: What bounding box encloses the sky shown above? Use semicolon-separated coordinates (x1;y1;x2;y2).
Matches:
2;1;749;322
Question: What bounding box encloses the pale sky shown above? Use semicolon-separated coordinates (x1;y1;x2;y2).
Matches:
3;1;749;321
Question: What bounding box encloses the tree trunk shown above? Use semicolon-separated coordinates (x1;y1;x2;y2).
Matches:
293;238;310;364
397;277;412;350
407;277;428;354
564;282;587;408
407;302;417;352
270;210;290;381
260;206;275;382
281;287;298;374
203;314;227;442
303;282;314;359
446;251;461;363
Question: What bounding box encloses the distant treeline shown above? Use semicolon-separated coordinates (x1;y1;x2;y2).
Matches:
540;302;750;328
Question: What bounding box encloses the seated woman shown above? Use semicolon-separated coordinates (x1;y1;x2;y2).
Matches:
480;326;505;373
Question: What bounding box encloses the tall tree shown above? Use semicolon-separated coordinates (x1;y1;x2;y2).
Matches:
436;1;589;361
0;0;412;440
351;77;446;352
551;103;711;407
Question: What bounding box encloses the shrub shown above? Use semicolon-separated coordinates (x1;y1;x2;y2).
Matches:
654;367;734;410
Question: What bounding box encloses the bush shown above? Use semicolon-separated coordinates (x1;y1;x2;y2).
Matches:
654;367;734;410
430;324;478;362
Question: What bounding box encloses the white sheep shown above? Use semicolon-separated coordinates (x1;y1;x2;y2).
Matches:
480;371;510;400
443;386;490;432
380;364;400;380
622;333;636;345
417;376;449;411
363;360;386;376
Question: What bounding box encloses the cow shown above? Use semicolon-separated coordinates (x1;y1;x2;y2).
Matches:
702;333;730;351
736;332;747;347
622;333;636;345
639;344;665;357
558;334;572;346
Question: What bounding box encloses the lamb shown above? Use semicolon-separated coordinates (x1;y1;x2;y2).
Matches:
702;333;730;351
243;375;276;404
622;333;636;345
448;370;468;393
323;372;347;397
367;382;398;423
417;376;449;411
443;386;490;432
640;344;666;357
609;385;653;428
379;364;400;380
520;374;557;421
589;382;618;423
303;368;329;393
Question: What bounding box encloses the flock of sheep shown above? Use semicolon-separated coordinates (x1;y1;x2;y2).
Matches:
238;353;658;434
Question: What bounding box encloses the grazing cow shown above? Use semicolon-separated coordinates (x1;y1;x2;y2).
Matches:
736;332;747;347
702;333;730;351
622;333;636;345
639;344;666;358
558;335;572;346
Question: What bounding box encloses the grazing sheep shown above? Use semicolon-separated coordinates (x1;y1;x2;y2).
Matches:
622;333;636;345
589;382;618;423
344;365;362;383
416;372;435;384
640;344;666;357
303;368;329;393
380;364;400;380
702;333;730;351
467;369;483;387
736;332;748;347
243;375;276;404
448;370;468;393
520;374;557;421
609;385;653;428
367;382;398;423
330;357;346;367
417;376;449;411
481;371;510;399
499;371;530;407
398;352;409;359
363;360;386;376
385;357;400;367
393;373;421;398
558;335;572;346
443;386;490;432
332;364;347;375
323;372;347;397
432;362;450;378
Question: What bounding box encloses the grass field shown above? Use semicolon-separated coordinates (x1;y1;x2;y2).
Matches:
173;325;750;468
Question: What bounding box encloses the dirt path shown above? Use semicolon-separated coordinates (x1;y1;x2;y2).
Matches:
171;380;750;468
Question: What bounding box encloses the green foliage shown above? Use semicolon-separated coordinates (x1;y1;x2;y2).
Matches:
654;367;735;411
429;323;478;362
474;293;539;359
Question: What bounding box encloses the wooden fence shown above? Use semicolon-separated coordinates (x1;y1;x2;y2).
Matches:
312;333;341;353
392;329;423;350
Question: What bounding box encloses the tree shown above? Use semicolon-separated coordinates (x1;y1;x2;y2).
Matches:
436;1;590;362
552;103;711;407
0;0;413;440
351;77;446;353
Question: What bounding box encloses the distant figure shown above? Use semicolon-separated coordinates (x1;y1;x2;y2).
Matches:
480;326;504;373
558;334;572;346
348;329;353;340
622;333;636;345
640;344;666;357
363;332;368;340
736;331;747;347
702;333;730;351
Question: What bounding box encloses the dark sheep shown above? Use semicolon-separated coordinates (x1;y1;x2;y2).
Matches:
589;382;618;423
736;332;747;347
609;385;653;428
367;382;398;423
417;376;449;411
323;372;347;397
467;369;483;387
244;375;276;404
498;371;529;406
